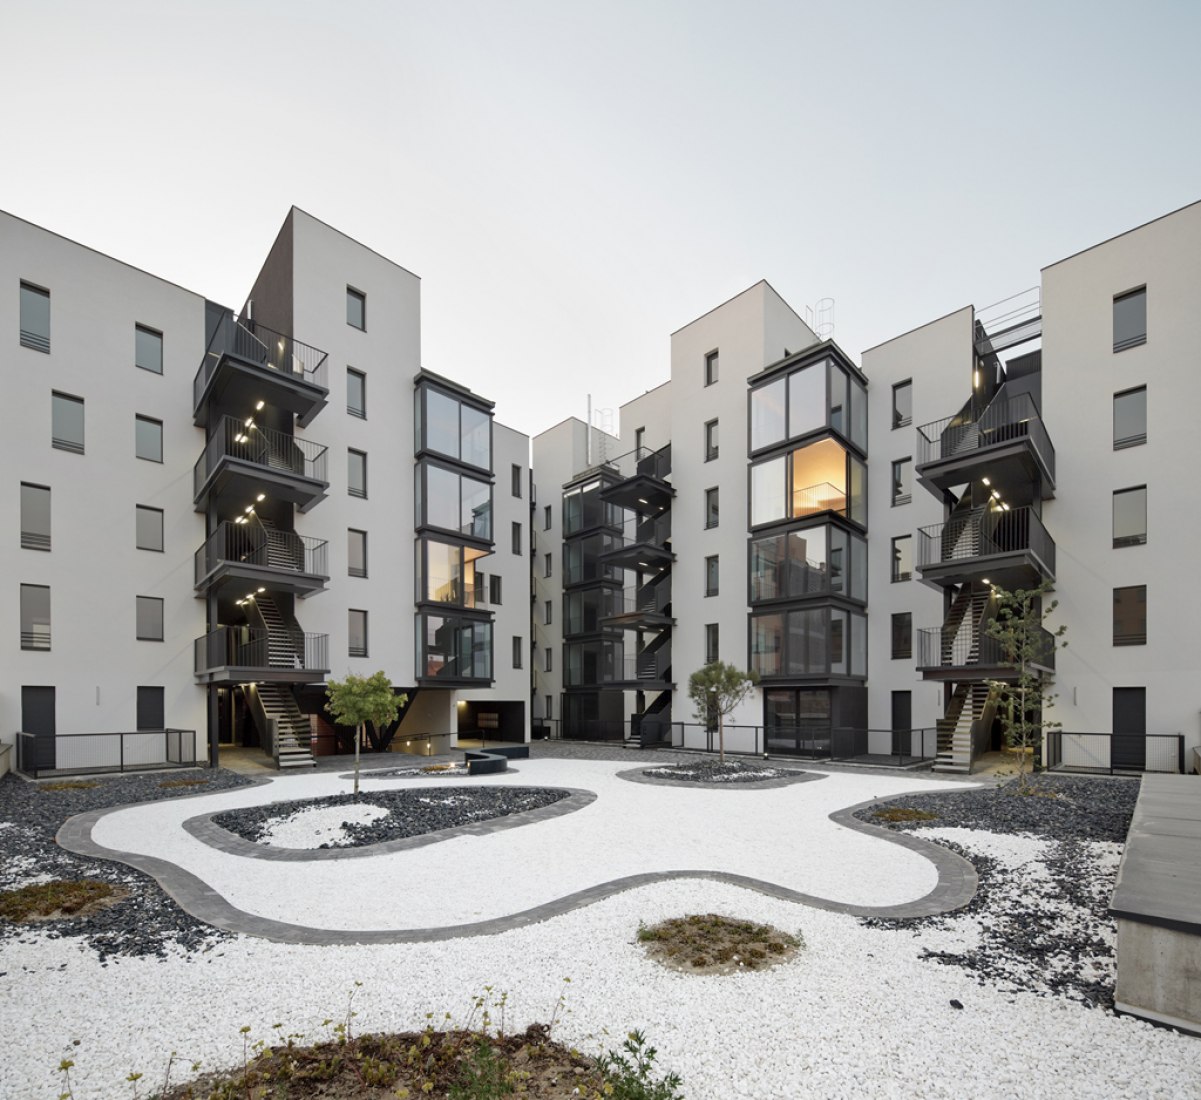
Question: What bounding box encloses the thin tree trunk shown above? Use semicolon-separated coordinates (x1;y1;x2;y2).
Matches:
354;722;362;797
718;711;724;764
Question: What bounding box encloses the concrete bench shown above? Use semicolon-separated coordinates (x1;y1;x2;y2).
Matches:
464;744;530;776
1110;773;1201;1033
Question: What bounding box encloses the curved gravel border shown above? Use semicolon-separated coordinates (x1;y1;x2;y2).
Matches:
618;765;826;791
56;780;978;943
183;787;595;862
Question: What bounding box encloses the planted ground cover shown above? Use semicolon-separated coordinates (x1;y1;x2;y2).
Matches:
637;913;801;974
640;760;799;784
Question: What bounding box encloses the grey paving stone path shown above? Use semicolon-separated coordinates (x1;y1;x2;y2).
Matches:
57;757;979;945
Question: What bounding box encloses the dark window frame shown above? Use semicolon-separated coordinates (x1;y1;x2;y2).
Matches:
891;535;913;582
704;554;719;597
511;464;523;498
135;324;164;375
892;379;912;429
891;458;912;506
348;528;368;577
20;583;51;650
1113;286;1146;352
1113;386;1147;450
704;419;719;462
490;574;502;605
348;448;368;498
347;368;367;418
705;486;719;529
20;281;50;353
135;595;164;642
20;482;51;551
136;505;165;553
704;349;719;386
135;414;164;463
511;521;522;555
348;609;369;657
512;635;523;669
346;286;367;331
1113;585;1147;646
705;622;719;664
1112;485;1147;548
51;391;85;454
890;612;912;659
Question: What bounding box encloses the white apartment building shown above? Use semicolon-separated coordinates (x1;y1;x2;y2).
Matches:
532;201;1201;775
3;207;531;775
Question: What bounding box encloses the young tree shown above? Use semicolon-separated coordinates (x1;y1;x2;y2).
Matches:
687;661;760;764
984;581;1067;789
325;671;406;796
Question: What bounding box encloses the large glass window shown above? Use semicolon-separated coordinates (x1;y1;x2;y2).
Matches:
1113;287;1146;352
792;438;848;518
418;614;492;680
563;533;620;586
20;283;50;352
750;525;865;602
1113;486;1147;547
1113;387;1146;449
419;463;492;540
891;612;912;659
750;457;787;526
136;596;164;641
135;325;163;374
52;392;84;454
563;479;618;535
135;415;163;462
849;375;867;451
891;535;913;582
788;364;825;439
564;588;618;634
828;363;848;437
20;584;50;650
20;483;50;551
418;539;484;607
786;608;827;674
1113;585;1147;646
419;386;491;471
751;613;784;677
751;377;786;451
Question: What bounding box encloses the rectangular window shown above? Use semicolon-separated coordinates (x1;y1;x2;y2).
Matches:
20;282;50;352
20;483;51;551
419;386;492;470
891;535;913;582
136;686;165;731
704;419;719;461
135;415;163;462
490;574;503;605
348;528;367;577
705;554;719;597
136;505;164;552
544;504;552;530
135;325;163;374
892;380;912;429
1113;486;1147;547
891;612;912;659
1113;585;1147;646
891;458;912;506
511;464;523;498
1113;386;1146;449
51;392;85;454
346;287;366;330
544;599;553;625
511;521;522;555
135;596;164;641
512;636;523;669
349;609;368;657
20;584;51;650
544;552;553;578
705;487;719;529
420;462;493;540
420;539;486;607
418;613;492;681
348;449;367;498
544;647;553;673
704;349;719;386
705;623;719;664
1113;287;1146;352
347;368;366;417
634;427;645;451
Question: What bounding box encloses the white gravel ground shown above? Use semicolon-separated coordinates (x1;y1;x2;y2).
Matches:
258;802;390;849
2;761;1196;1099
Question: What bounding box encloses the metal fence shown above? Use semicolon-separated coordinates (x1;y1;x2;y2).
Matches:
1044;732;1185;775
15;729;200;779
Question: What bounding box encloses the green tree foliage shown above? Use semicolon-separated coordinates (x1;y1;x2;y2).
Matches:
325;671;406;795
984;581;1067;788
687;661;760;764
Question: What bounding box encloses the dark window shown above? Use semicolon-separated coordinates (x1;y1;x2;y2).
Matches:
705;554;719;597
1113;486;1146;547
892;380;912;429
511;464;523;498
705;487;719;529
891;612;912;659
20;282;50;352
349;609;368;657
891;535;912;582
545;694;553;719
511;521;522;555
1113;585;1147;646
20;584;51;650
347;368;366;417
420;387;491;470
704;350;719;386
135;415;163;462
348;529;367;577
136;505;164;552
346;287;366;330
704;419;718;461
20;483;51;551
418;613;492;680
544;647;553;672
135;325;163;374
705;623;719;664
512;636;523;669
634;427;645;451
1113;387;1146;449
544;504;552;530
544;552;553;578
51;392;84;454
136;596;164;641
136;686;165;731
544;599;553;625
348;449;367;498
1113;287;1146;352
490;574;502;605
891;458;912;506
419;462;493;540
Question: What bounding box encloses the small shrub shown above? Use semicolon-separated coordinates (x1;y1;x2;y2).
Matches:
597;1030;684;1100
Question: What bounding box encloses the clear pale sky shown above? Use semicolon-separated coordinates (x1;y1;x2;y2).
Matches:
3;0;1199;438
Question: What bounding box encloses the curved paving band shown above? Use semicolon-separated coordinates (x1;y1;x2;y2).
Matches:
56;776;977;945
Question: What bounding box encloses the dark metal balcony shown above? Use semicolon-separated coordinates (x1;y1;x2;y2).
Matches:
194;626;330;684
599;445;674;511
194;522;329;597
602;578;673;630
917;624;1057;680
917;505;1056;588
916;391;1055;497
194;416;328;513
599;513;673;570
604;648;673;690
194;316;328;428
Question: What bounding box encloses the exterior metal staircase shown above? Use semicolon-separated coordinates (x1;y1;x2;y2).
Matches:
935;682;989;773
244;592;305;668
254;682;314;768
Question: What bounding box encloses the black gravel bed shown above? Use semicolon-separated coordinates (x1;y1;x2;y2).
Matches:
641;760;801;784
0;769;256;964
212;787;569;849
858;774;1139;1008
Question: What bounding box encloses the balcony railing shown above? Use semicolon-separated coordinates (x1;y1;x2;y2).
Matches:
916;392;1055;481
194;522;328;586
194;315;328;409
611;512;672;549
614;648;672;682
791;481;847;519
195;626;329;675
601;444;672;482
194;416;328;498
918;624;1057;671
917;505;1055;576
610;579;672;617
